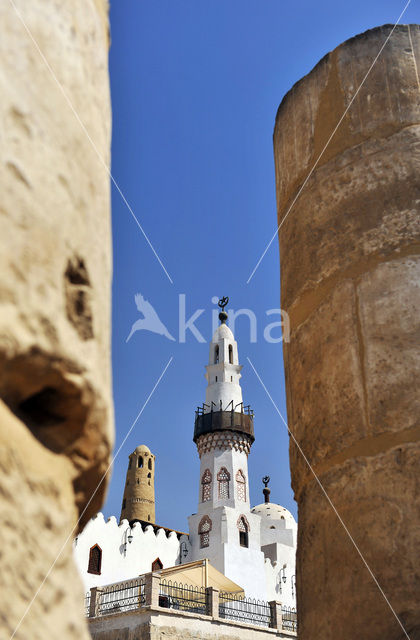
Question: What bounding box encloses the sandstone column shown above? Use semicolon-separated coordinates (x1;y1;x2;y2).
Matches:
0;2;113;639
274;25;420;640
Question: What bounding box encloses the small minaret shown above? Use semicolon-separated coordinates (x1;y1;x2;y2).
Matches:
188;298;266;598
120;444;156;524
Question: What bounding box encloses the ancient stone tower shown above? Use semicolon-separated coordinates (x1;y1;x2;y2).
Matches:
273;24;420;640
120;445;156;523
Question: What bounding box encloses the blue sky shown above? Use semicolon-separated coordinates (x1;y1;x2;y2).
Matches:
104;0;418;532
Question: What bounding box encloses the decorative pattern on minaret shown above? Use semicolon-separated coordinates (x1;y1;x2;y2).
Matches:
196;431;252;456
192;297;254;519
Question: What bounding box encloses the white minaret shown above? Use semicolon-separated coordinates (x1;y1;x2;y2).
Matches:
188;299;266;598
204;320;243;412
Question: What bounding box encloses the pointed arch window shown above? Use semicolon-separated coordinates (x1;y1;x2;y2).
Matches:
217;467;230;499
198;515;212;548
152;557;163;571
201;468;212;502
214;344;219;364
138;456;143;468
236;469;246;501
237;516;250;548
88;544;102;575
148;458;152;470
228;344;233;364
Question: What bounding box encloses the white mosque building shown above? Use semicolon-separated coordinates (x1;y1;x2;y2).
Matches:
74;302;297;607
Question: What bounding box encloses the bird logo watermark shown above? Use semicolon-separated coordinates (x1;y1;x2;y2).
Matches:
126;293;290;344
126;293;176;342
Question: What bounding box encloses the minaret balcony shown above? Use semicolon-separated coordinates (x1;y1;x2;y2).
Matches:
194;404;254;443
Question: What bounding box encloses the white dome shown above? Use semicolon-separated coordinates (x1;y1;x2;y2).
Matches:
212;323;234;343
251;503;297;528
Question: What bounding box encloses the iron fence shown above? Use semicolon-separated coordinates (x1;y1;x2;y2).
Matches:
218;591;271;628
97;577;146;615
159;579;207;615
282;605;297;632
85;574;297;633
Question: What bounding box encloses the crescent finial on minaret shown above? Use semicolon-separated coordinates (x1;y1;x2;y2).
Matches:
218;296;229;324
262;476;271;503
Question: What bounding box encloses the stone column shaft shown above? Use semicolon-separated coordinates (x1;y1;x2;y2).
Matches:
274;24;420;640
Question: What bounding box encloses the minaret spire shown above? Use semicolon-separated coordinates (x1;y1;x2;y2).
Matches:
193;295;254;486
188;297;265;598
201;297;246;415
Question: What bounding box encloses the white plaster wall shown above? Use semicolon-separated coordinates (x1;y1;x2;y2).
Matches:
208;324;239;365
243;502;297;606
189;506;266;600
73;513;191;591
189;507;225;570
204;324;243;412
264;545;297;608
261;526;295;547
224;544;266;600
198;447;250;512
204;373;243;411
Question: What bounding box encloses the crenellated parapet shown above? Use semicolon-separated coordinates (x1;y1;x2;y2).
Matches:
73;512;191;591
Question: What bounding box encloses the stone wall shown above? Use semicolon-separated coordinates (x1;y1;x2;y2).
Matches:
273;24;420;640
0;1;112;638
88;604;293;640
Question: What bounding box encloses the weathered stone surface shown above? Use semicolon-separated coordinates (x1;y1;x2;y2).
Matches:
0;1;112;638
274;25;420;230
274;24;420;640
286;280;367;491
88;607;288;640
358;256;420;436
276;125;420;316
0;401;89;640
120;445;156;524
297;443;420;640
